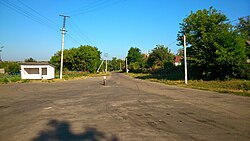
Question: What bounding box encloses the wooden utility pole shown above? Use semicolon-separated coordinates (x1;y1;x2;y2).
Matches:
184;35;188;84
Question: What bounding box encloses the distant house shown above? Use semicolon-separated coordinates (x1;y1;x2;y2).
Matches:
20;62;55;80
0;68;5;74
174;56;183;66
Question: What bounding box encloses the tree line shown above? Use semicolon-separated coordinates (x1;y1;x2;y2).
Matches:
126;7;250;80
49;7;249;80
2;7;248;81
126;45;174;73
49;46;125;73
50;45;101;73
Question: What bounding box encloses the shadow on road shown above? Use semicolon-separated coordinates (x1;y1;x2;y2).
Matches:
32;119;119;141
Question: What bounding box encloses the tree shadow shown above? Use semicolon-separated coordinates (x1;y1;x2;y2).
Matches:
135;71;185;81
133;65;200;81
32;119;119;141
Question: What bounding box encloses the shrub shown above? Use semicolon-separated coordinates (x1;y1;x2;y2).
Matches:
9;75;21;82
242;81;250;91
21;79;30;83
1;78;9;84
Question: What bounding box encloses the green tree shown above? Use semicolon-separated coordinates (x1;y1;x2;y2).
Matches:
147;45;174;69
117;59;125;70
176;48;184;56
177;7;248;79
236;16;250;58
127;47;143;65
50;51;61;71
0;62;20;74
110;57;124;71
25;57;37;62
236;16;250;40
50;45;101;73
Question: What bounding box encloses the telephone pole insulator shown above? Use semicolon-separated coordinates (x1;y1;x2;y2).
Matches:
59;15;70;29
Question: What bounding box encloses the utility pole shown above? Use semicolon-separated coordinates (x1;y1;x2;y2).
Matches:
0;46;4;62
125;58;128;73
97;59;104;73
104;53;108;74
59;15;69;79
183;35;188;84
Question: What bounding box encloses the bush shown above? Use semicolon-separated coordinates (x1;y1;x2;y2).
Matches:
9;75;21;82
242;81;250;91
164;61;175;74
0;62;20;74
1;77;9;84
21;79;30;83
0;74;21;84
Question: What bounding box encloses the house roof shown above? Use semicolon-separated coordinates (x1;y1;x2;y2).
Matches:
20;62;54;67
174;56;183;63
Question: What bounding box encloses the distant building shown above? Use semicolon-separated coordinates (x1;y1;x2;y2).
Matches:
174;56;183;66
0;68;5;74
20;62;55;80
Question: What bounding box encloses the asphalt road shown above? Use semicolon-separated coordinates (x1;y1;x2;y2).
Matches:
0;72;249;141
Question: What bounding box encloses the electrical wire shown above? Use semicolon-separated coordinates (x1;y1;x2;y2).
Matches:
70;0;125;16
227;15;250;24
67;19;95;46
167;40;178;47
66;33;82;45
69;0;109;14
16;0;60;27
0;0;58;32
0;0;91;47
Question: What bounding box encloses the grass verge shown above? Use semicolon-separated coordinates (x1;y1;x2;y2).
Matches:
0;74;21;84
54;71;109;80
127;73;250;97
0;71;109;84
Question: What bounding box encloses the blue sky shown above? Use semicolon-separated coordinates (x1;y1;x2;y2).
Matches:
0;0;249;61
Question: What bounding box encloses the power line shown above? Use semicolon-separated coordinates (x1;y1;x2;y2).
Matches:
70;0;125;16
0;0;58;31
167;40;178;47
0;1;41;23
68;19;95;46
0;0;86;47
66;33;82;45
16;0;60;27
69;0;108;14
69;0;111;16
227;15;250;24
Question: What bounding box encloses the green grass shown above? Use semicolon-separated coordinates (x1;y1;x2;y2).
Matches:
54;71;109;80
63;71;87;79
127;73;250;97
0;71;109;84
0;74;21;84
